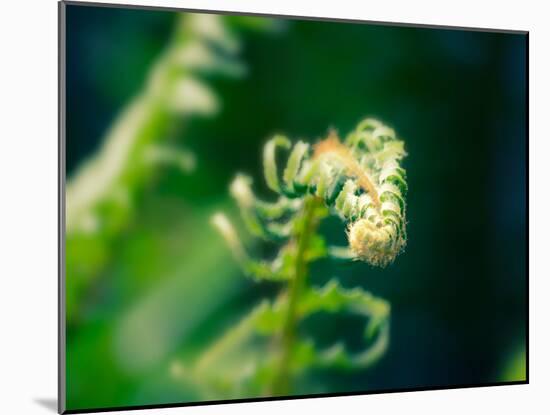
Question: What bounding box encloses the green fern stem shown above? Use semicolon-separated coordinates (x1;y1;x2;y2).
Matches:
272;195;322;395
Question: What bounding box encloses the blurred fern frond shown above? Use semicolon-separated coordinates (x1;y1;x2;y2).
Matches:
65;13;258;323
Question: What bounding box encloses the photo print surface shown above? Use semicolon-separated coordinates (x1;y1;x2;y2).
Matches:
60;1;528;412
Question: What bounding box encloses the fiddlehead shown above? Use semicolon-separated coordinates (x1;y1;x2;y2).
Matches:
233;118;407;267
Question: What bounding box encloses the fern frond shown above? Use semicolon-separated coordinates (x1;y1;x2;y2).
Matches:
67;13;246;235
65;14;259;323
207;117;407;397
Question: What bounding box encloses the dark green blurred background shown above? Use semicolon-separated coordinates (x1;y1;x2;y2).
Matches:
65;3;527;411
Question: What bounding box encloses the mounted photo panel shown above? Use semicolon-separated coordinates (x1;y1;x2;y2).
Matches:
59;1;528;413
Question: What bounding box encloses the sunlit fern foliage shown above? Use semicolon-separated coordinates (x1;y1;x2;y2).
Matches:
65;13;276;323
174;118;408;398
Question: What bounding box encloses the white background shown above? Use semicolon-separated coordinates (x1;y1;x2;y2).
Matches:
0;0;545;413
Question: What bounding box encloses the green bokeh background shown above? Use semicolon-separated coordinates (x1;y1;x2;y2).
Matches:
65;4;527;411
